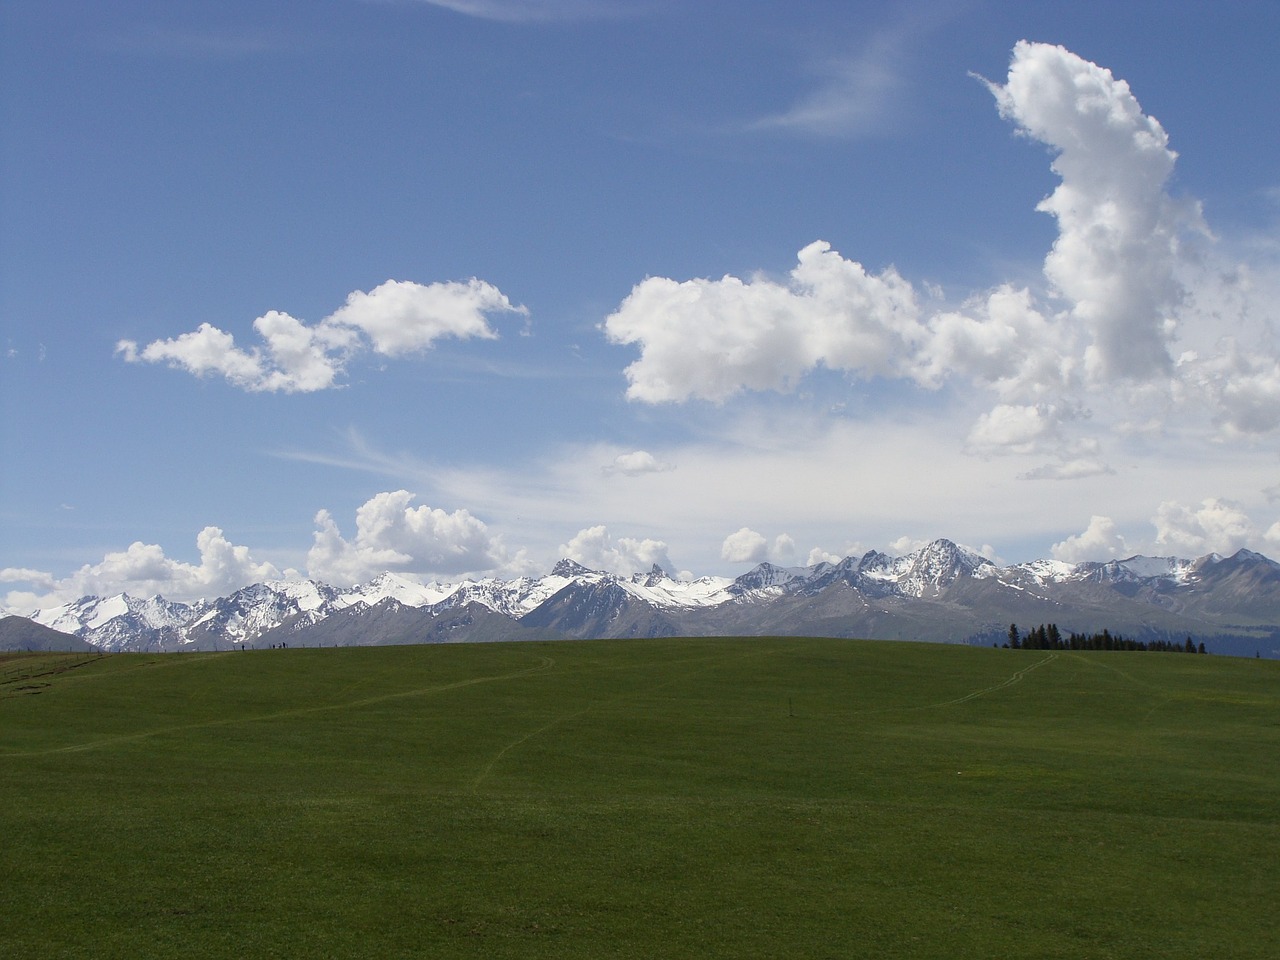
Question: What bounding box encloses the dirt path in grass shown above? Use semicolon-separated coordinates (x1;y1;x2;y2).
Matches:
0;655;558;758
900;651;1060;713
469;643;784;795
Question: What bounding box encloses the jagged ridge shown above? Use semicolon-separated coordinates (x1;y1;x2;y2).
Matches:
13;539;1280;657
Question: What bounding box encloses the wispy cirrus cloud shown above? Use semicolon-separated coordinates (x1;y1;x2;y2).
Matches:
95;24;284;59
745;29;907;139
603;450;674;477
410;0;644;23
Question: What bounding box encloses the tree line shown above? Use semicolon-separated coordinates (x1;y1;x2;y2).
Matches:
1004;623;1207;654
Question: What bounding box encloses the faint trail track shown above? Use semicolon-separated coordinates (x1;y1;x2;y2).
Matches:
931;652;1059;707
470;643;782;795
0;655;556;759
1060;651;1177;722
1062;651;1162;691
942;650;1059;701
470;707;596;795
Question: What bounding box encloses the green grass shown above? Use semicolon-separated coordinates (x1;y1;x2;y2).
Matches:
1;638;1277;958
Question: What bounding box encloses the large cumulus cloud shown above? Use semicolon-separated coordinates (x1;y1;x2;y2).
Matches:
2;527;283;611
306;490;510;584
1052;498;1280;563
605;240;922;403
604;41;1277;469
558;525;674;576
986;39;1198;382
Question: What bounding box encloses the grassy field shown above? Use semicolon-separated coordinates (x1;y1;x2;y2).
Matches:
1;637;1277;958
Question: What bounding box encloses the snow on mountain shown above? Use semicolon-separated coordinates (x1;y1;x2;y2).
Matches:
1112;556;1196;581
336;572;458;611
86;596;129;630
1008;558;1079;584
726;561;809;598
621;565;735;609
1066;555;1198;586
854;550;906;582
34;593;194;635
759;541;994;600
31;593;198;651
187;580;347;646
439;576;561;618
267;578;344;613
893;540;996;597
14;541;1280;654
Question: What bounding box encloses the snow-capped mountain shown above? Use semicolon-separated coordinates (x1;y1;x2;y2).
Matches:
32;593;198;652
11;539;1280;657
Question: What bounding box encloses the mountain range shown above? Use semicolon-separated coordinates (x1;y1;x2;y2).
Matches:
5;540;1280;657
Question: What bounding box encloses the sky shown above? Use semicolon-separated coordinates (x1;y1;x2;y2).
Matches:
4;0;1280;608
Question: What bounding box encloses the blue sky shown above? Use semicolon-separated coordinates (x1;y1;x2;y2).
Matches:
4;0;1280;606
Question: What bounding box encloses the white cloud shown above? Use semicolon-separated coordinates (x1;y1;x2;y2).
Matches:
748;31;904;139
119;278;524;393
1181;344;1280;436
618;42;1195;418
605;40;1280;465
119;327;265;391
306;490;508;585
604;240;923;403
719;528;799;565
323;278;513;355
414;0;631;22
888;536;929;556
304;388;1280;579
916;285;1074;401
603;450;675;477
1061;495;1280;563
983;40;1201;383
1152;497;1256;557
1051;515;1131;563
720;527;768;564
0;567;58;590
2;527;282;609
558;525;674;576
1020;456;1113;481
966;403;1061;455
976;544;1004;566
806;547;843;566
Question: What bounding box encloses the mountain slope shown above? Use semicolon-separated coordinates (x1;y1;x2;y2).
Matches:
0;616;96;652
13;539;1280;656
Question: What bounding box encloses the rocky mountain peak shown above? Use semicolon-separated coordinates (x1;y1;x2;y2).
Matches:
551;558;595;578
